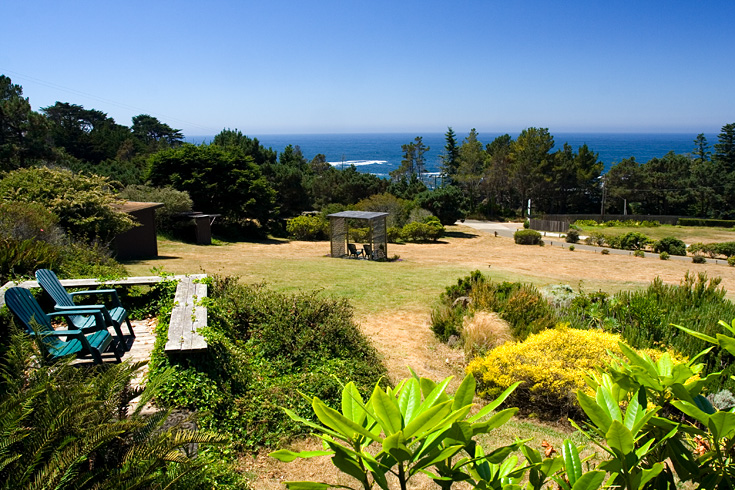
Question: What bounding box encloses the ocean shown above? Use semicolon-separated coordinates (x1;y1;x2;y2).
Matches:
186;132;716;177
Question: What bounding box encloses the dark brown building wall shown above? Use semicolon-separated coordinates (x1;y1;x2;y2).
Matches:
114;208;159;260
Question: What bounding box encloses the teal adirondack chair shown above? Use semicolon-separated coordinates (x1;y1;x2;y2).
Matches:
35;269;135;351
4;287;121;364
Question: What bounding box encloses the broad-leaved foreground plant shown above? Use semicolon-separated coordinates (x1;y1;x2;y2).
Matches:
270;371;525;490
272;318;735;490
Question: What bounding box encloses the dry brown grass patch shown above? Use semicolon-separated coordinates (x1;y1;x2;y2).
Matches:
462;311;513;358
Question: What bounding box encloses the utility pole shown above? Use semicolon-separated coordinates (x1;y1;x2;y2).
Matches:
600;176;606;220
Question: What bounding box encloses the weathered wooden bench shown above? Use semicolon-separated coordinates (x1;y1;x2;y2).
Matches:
0;274;208;353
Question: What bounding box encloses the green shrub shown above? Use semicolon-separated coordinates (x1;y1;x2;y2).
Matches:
693;255;707;264
286;215;329;240
728;256;735;267
660;251;670;260
387;226;402;243
415;185;468;225
678;218;735;227
118;184;193;234
467;326;681;419
565;229;580;243
714;242;735;257
633;249;645;258
568;244;575;251
0;167;135;243
0;202;64;244
564;273;735;392
514;229;542;245
616;231;651;250
0;201;124;283
349;226;370;243
523;219;530;229
354;192;413;228
0;237;60;284
149;275;387;449
601;248;610;255
653;236;686;256
573;219;598;226
641;220;661;227
584;231;607;246
432;272;556;343
430;303;466;342
400;217;444;242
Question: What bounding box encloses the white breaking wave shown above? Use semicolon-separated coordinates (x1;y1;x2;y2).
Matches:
328;159;388;167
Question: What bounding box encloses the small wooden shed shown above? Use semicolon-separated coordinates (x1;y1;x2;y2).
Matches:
113;201;164;260
327;211;388;259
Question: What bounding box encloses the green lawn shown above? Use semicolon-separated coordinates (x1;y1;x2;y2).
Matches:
124;237;658;316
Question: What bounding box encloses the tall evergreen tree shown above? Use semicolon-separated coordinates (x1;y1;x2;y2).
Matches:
455;129;486;212
714;123;735;172
510;127;554;215
693;133;711;163
0;75;51;170
439;127;459;179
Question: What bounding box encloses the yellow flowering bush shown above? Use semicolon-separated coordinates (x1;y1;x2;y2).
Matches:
466;325;685;419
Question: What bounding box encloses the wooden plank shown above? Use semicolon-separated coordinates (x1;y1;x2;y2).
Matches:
165;277;193;352
189;281;208;351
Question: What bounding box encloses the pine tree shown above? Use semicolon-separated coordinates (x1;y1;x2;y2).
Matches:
439;127;459;179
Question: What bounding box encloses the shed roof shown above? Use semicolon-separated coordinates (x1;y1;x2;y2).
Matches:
327;211;389;220
113;201;164;213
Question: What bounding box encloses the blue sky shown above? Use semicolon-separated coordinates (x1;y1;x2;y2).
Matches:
2;1;733;136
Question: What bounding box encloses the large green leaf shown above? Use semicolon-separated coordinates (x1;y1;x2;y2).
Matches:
596;385;622;422
332;445;370;483
269;449;334;462
314;399;381;443
452;374;476;411
577;391;612;432
341;382;366;426
382;431;412;462
671;400;710;426
471;408;517;435
371;385;403;435
563;439;583;486
708;411;735;440
638;463;664;488
570;470;606;490
402;400;453;440
398;378;421;425
622;389;642;431
605;420;634;455
672;324;717;344
716;333;735;357
282;407;343;440
443;421;473;445
418;377;453;415
468;382;521;423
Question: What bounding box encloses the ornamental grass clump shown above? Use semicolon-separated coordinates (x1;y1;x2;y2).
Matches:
467;326;684;420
